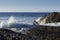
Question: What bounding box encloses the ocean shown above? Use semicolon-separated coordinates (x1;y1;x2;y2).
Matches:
0;12;50;33
0;12;50;24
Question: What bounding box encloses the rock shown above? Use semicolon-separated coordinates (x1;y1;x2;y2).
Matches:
28;25;60;40
0;28;31;40
33;17;47;26
46;12;60;23
33;12;60;25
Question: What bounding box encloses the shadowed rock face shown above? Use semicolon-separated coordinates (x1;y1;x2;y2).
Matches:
0;28;32;40
28;25;60;40
0;34;7;40
46;12;60;23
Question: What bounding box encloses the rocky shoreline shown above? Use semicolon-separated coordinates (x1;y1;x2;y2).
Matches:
0;12;60;40
33;12;60;25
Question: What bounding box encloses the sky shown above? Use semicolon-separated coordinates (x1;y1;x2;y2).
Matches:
0;0;60;12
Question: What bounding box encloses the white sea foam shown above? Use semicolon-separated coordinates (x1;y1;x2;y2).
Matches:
0;21;5;28
7;16;16;25
10;28;29;34
0;16;30;34
35;17;60;27
41;23;60;26
0;16;16;28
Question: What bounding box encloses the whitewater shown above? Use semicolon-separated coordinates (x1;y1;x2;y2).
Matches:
0;16;36;34
0;16;60;33
0;13;51;34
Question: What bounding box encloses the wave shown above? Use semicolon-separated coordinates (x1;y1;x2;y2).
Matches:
0;16;16;28
0;16;36;34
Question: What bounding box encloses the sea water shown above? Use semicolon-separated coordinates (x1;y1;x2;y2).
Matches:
0;12;50;33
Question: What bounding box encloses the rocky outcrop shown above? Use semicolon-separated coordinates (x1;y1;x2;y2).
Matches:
0;28;32;40
33;12;60;25
46;12;60;23
28;25;60;40
31;12;60;40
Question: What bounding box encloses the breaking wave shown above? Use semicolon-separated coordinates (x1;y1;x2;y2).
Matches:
0;16;36;34
0;16;16;28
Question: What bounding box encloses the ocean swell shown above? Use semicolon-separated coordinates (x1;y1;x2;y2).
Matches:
0;16;35;34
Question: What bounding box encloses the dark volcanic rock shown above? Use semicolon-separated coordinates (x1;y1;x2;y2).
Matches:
28;25;60;40
46;12;60;23
0;28;32;40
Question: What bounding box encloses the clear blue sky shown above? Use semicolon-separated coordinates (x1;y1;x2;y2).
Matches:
0;0;60;12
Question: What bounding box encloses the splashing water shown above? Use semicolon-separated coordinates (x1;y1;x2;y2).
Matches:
0;21;5;28
7;16;16;26
0;16;30;34
0;16;16;28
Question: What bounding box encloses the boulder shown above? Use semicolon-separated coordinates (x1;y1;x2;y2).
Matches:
46;12;60;23
33;12;60;25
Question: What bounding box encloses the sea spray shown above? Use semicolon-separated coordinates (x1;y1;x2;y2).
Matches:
0;16;30;34
8;16;16;25
0;16;16;28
